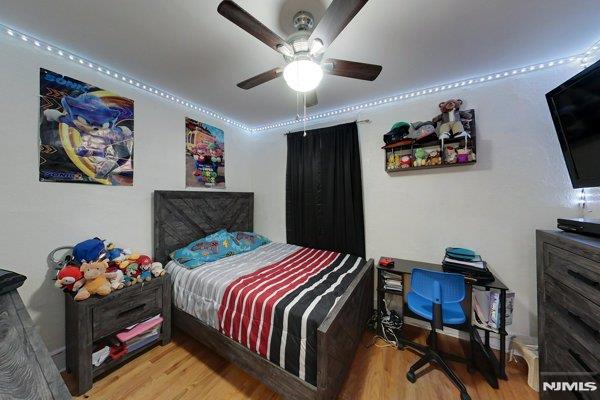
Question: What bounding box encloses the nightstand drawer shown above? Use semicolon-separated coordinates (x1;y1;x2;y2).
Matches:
544;244;600;304
92;284;163;340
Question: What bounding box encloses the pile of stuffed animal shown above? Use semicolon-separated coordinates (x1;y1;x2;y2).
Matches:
53;238;165;301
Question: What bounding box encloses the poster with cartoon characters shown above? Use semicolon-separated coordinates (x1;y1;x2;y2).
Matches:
185;117;225;188
39;68;134;185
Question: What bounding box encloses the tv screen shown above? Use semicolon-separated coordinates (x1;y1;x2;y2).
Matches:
547;59;600;188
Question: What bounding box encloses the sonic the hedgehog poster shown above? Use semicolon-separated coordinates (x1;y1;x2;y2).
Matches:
185;117;225;188
39;68;134;186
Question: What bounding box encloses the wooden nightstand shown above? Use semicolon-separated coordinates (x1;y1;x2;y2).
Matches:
64;274;171;396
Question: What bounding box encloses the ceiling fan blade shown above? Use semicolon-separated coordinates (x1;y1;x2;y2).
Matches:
218;1;292;55
323;58;382;81
309;0;369;48
305;91;318;107
237;67;282;90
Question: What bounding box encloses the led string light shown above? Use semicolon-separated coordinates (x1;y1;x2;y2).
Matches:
1;23;249;131
3;22;600;134
251;50;600;132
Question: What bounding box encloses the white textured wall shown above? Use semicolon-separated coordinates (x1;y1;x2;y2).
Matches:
0;38;253;353
250;64;583;338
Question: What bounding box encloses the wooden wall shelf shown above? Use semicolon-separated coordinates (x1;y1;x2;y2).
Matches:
384;109;477;173
387;160;476;173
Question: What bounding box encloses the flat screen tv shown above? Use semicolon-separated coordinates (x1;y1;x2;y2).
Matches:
547;59;600;188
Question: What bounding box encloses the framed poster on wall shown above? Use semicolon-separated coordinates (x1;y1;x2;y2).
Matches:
185;117;225;188
39;68;134;185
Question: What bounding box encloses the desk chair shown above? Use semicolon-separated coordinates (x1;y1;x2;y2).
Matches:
406;268;471;400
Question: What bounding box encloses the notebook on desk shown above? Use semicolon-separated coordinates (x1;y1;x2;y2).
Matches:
442;248;495;283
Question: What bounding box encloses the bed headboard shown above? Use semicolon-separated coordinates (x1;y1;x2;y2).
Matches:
153;191;254;264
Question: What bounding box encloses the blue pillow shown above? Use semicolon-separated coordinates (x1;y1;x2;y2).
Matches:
231;231;270;253
170;229;237;268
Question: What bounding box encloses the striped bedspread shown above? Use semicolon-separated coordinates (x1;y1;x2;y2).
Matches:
166;242;365;386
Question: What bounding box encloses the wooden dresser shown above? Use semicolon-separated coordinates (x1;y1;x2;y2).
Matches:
536;231;600;399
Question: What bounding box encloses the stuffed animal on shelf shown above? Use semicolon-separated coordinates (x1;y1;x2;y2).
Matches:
123;274;137;287
426;150;442;166
138;265;152;282
432;99;473;140
457;148;476;163
387;153;396;170
117;253;141;270
123;263;140;284
106;265;125;290
413;148;428;167
400;155;412;169
106;243;132;263
72;238;106;264
74;260;113;301
136;255;154;282
150;262;166;277
445;146;458;164
55;265;84;292
394;154;402;169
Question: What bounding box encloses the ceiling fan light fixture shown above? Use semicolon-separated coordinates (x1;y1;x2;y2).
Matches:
309;39;324;55
283;58;323;92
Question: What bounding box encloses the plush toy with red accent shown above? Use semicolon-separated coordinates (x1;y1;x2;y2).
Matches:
55;265;84;292
106;265;125;290
136;255;153;282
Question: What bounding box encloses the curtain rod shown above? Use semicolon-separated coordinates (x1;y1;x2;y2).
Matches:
283;119;371;135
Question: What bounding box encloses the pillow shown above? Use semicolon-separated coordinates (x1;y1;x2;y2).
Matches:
230;231;270;253
170;229;237;269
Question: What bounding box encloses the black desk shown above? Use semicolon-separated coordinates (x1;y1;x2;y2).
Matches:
376;257;509;386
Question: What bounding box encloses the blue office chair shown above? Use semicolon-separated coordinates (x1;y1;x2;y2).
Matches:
406;268;471;400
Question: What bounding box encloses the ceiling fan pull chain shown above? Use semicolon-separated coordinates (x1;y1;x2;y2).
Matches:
303;92;307;137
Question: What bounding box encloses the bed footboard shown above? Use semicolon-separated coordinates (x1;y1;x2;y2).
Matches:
316;259;374;399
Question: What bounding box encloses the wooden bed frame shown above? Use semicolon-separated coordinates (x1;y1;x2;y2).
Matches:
153;190;374;400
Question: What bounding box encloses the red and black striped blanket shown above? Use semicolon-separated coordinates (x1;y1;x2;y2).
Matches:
216;246;365;385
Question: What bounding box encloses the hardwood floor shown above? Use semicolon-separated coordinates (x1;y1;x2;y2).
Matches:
67;326;537;400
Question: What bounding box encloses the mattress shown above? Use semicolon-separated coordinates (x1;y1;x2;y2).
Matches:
166;242;365;385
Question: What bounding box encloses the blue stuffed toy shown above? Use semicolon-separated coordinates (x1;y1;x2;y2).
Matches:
72;238;106;264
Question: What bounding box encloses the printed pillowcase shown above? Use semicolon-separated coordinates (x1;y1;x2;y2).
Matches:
230;231;270;252
170;230;270;269
170;229;237;269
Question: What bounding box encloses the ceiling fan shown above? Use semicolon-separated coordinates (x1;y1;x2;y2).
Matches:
217;0;382;108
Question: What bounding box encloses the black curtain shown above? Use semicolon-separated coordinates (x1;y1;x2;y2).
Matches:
286;122;365;258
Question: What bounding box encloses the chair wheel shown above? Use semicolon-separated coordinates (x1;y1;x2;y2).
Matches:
460;392;471;400
406;371;416;383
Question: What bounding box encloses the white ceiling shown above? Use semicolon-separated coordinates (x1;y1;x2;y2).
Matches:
1;0;599;126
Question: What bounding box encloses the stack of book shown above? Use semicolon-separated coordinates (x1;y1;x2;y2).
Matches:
442;247;494;283
382;273;403;293
116;314;163;353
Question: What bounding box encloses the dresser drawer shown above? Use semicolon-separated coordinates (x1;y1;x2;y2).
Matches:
544;244;600;304
544;276;600;360
92;284;163;340
544;315;599;376
543;316;599;400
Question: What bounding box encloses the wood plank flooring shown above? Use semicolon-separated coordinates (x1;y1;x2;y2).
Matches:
67;326;537;400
